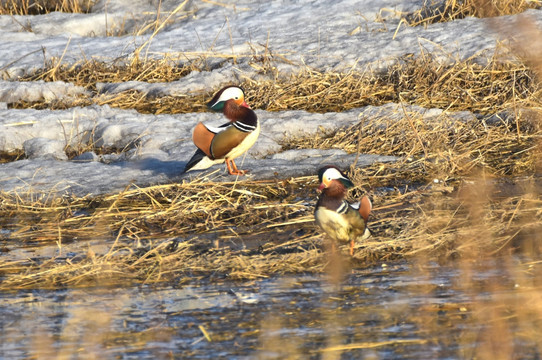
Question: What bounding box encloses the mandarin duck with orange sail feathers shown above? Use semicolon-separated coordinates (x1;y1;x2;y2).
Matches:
314;166;372;256
183;86;260;175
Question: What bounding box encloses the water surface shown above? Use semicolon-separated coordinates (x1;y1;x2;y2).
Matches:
2;257;540;359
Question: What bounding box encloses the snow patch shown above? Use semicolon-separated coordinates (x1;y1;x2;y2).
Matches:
0;0;536;196
23;137;67;160
0;80;88;103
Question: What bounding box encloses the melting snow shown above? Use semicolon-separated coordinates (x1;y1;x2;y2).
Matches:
0;0;538;196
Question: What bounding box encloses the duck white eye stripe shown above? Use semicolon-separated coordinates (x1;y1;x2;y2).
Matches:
324;167;345;180
219;87;243;102
233;122;256;132
337;201;348;214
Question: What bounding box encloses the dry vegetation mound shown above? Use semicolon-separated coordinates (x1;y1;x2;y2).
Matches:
2;0;542;289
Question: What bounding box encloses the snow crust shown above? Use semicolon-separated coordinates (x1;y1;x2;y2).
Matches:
0;102;480;196
1;0;540;78
0;80;87;103
0;0;538;196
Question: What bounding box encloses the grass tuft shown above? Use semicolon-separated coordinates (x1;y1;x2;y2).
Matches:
2;4;542;294
0;0;95;15
11;50;542;118
1;162;541;289
405;0;542;26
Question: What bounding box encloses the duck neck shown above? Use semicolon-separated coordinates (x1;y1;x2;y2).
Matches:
317;182;347;210
223;100;257;127
323;182;347;199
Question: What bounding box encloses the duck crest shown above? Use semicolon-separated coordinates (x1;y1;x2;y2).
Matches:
206;88;226;108
207;85;245;110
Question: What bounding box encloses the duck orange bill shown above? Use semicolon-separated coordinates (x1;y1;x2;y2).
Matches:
318;183;326;191
192;122;215;159
241;101;250;108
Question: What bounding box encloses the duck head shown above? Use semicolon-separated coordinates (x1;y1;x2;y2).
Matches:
317;166;354;195
207;86;248;112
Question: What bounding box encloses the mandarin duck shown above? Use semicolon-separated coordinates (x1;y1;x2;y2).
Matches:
314;166;372;256
183;86;260;175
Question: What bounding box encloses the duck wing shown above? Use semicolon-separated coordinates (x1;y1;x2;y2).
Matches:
184;122;230;173
210;125;250;159
345;197;372;239
192;122;230;158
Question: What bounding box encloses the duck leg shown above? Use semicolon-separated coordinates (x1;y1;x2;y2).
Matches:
226;159;247;175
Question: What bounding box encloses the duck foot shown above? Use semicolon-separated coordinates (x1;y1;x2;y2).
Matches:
226;159;248;175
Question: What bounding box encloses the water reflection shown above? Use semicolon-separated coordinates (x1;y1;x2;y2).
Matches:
1;258;541;359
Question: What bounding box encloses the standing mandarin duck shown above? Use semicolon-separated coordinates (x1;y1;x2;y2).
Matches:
183;86;260;175
314;166;372;256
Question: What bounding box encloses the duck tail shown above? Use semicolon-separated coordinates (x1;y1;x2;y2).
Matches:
182;148;208;173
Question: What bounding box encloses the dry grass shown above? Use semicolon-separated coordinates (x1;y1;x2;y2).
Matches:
25;57;201;88
405;0;542;26
4;46;542;290
0;149;25;163
2;1;542;292
2;0;539;20
0;0;95;15
10;50;542;118
283;106;542;178
1;159;541;289
245;53;542;115
0;177;320;288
